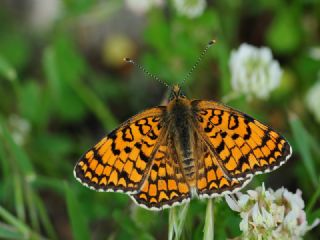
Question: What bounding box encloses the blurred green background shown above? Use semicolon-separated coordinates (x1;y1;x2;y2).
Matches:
0;0;320;239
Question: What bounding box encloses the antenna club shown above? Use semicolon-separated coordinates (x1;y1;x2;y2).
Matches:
124;57;133;63
208;39;216;45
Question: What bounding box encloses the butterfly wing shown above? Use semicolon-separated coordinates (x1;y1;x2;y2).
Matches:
131;143;191;210
74;106;167;194
194;140;252;198
192;100;292;180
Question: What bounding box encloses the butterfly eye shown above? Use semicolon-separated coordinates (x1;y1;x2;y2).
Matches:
169;91;176;101
169;87;186;100
179;92;186;98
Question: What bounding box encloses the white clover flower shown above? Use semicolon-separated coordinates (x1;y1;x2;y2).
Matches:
28;0;62;32
225;183;320;239
229;43;282;100
305;78;320;123
125;0;164;16
173;0;206;18
8;115;31;146
309;47;320;61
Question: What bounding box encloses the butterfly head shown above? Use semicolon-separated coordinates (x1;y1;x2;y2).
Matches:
169;85;186;100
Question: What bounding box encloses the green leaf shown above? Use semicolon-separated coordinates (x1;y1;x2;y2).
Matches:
267;8;302;54
308;208;320;225
67;76;118;130
0;224;24;240
0;116;35;177
0;205;29;237
289;113;318;187
168;203;189;240
0;33;31;71
65;183;90;240
25;186;40;233
13;174;26;223
0;140;10;190
43;39;117;129
42;45;86;122
64;0;96;14
307;179;320;214
113;209;141;237
33;193;58;240
203;199;214;240
32;176;65;195
18;80;50;127
0;206;45;239
0;56;17;82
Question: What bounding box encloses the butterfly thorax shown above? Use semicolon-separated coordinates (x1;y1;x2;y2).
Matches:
167;95;197;185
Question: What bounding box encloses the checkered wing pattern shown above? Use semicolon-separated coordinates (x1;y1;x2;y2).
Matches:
131;144;191;210
74;107;166;194
194;140;252;198
192;100;292;181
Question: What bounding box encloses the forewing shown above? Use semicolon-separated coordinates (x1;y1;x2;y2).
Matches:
192;100;292;180
74;106;166;194
131;144;191;210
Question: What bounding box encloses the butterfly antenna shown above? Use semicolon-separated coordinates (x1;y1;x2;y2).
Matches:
180;39;216;85
124;58;170;88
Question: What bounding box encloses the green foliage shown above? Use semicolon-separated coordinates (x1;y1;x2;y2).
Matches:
267;7;303;54
289;114;319;187
66;183;90;240
0;0;319;239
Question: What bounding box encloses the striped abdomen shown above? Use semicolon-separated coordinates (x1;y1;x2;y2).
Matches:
168;98;197;183
181;152;196;182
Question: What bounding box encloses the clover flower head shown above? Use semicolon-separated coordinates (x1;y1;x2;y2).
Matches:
173;0;206;19
225;183;320;239
8;114;31;146
28;0;62;32
125;0;164;16
309;47;320;61
229;43;282;100
305;76;320;123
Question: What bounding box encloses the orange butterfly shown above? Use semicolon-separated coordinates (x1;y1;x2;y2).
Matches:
74;42;292;210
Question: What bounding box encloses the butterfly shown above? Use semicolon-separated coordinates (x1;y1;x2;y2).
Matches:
74;83;292;210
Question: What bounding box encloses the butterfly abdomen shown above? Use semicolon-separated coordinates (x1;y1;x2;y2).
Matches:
182;156;196;180
168;97;197;183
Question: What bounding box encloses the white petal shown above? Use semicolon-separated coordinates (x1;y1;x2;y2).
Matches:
173;0;206;18
125;0;153;15
247;190;258;200
261;207;274;228
284;209;298;230
228;43;282;100
225;195;241;212
252;203;263;225
238;194;250;209
239;212;249;232
260;47;272;62
306;80;320;123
